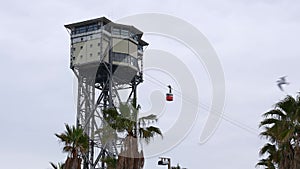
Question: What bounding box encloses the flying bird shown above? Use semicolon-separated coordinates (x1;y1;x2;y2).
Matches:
277;76;289;91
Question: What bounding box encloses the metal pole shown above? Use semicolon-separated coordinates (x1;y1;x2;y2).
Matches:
108;37;113;108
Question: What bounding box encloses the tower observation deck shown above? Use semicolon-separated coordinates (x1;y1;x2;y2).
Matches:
65;17;148;169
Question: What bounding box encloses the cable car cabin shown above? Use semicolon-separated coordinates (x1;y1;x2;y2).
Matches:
166;93;173;101
166;85;173;101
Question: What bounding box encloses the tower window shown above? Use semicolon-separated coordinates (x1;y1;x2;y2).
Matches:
90;44;93;48
74;23;99;35
130;32;134;38
112;28;120;35
90;53;93;57
80;46;83;49
121;29;129;37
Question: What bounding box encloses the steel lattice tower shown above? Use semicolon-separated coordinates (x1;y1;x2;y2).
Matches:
65;17;148;169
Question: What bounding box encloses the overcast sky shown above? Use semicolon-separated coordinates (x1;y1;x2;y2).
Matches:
1;0;300;169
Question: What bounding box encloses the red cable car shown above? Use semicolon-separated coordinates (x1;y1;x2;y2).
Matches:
166;85;173;101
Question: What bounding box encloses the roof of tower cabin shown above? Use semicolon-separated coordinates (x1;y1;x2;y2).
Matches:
64;16;149;46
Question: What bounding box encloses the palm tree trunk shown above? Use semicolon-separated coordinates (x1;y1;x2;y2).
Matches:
117;136;144;169
65;157;82;169
293;146;300;169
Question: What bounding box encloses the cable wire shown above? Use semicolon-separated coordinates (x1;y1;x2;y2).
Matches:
143;72;259;135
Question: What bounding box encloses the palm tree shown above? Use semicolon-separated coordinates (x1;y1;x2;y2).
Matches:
103;99;162;169
258;94;300;169
55;124;89;169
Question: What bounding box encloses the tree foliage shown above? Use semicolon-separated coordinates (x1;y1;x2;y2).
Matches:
103;101;162;169
257;94;300;169
55;124;89;169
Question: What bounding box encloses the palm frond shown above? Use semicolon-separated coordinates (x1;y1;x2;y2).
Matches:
276;95;296;115
55;124;89;158
146;126;163;136
280;127;295;143
50;162;58;169
63;145;73;153
259;143;277;156
256;158;276;169
139;114;158;126
258;94;300;169
259;118;281;128
139;126;162;144
50;162;65;169
259;128;278;143
263;109;286;119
